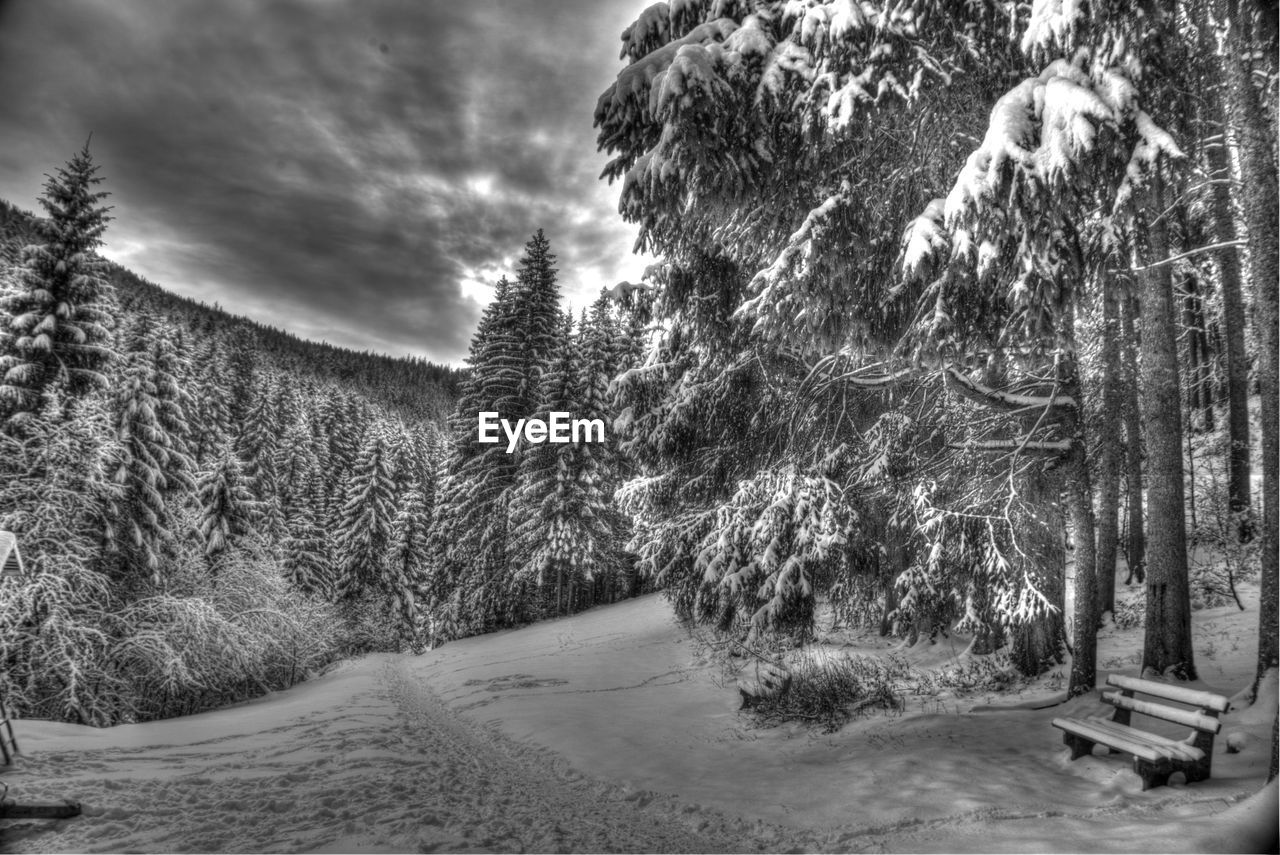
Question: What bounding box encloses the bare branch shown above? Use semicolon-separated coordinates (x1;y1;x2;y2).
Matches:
1117;239;1247;273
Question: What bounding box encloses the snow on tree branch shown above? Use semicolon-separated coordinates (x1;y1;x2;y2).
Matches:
943;365;1077;412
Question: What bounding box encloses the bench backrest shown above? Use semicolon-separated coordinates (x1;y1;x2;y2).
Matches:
1105;674;1230;713
1103;692;1222;732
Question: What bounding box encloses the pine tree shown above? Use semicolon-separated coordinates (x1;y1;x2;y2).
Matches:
509;313;583;614
110;343;196;588
388;484;432;643
0;143;115;428
432;232;571;633
577;296;631;600
276;413;319;520
283;472;333;597
319;389;368;524
1138;171;1197;680
334;423;397;600
190;339;232;467
150;331;194;465
433;277;525;632
238;373;283;537
195;445;256;569
512;230;562;415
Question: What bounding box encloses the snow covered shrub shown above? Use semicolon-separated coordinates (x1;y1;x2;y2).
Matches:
1;517;340;724
0;565;124;725
934;652;1019;692
748;651;906;733
1187;460;1253;610
1188;561;1241;610
1112;592;1145;630
106;542;338;721
0;393;127;724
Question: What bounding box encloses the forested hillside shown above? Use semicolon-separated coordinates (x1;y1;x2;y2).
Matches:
0;201;462;425
0;160;460;725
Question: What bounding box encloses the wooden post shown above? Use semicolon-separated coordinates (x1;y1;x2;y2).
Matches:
0;695;18;767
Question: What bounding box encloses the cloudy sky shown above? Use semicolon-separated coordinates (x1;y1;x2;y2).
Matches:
0;0;653;365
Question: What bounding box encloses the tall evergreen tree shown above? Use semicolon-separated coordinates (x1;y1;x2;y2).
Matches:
433;276;525;633
509;312;584;614
512;229;562;416
276;413;319;520
110;344;196;588
283;472;334;597
190;339;232;467
334;423;397;601
238;373;283;537
388;484;432;642
0;143;115;428
195;444;256;569
1138;172;1197;680
319;389;369;523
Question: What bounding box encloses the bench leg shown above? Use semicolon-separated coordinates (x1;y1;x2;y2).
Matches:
1134;758;1171;791
1063;732;1096;761
1183;756;1212;784
1186;731;1215;783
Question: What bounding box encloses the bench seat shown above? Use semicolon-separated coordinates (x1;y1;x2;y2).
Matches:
1053;716;1204;763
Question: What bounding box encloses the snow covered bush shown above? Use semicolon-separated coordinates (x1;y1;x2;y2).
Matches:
932;652;1020;692
1112;592;1145;631
0;564;122;725
0;391;125;724
747;650;907;733
120;537;340;720
1187;446;1254;611
1;470;339;723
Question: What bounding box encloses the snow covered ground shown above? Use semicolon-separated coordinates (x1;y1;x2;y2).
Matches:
2;584;1276;853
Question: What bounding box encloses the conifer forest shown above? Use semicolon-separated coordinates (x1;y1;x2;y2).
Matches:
0;0;1277;852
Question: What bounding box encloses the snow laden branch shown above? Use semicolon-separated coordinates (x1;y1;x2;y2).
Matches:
945;438;1072;454
900;56;1183;359
692;464;857;638
735;184;851;339
942;365;1077;412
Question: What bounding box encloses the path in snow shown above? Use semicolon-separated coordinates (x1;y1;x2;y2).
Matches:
1;656;784;854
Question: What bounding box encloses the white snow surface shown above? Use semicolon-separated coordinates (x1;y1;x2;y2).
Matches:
2;584;1276;853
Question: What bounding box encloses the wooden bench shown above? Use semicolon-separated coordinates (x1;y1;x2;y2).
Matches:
1052;674;1229;790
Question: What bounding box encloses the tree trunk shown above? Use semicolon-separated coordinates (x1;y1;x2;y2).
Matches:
1203;8;1253;537
1139;168;1197;681
1180;273;1215;434
1096;272;1123;618
1065;358;1099;698
1122;289;1146;585
1271;707;1278;783
1221;0;1279;696
1010;469;1066;676
880;530;905;637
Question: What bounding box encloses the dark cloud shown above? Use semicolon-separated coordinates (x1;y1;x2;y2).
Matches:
0;0;652;364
